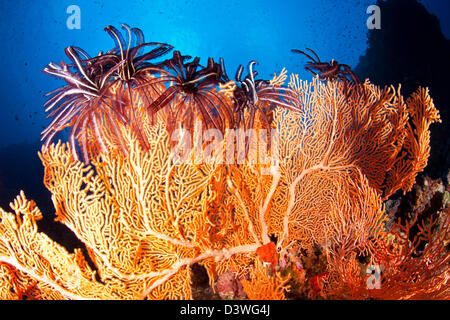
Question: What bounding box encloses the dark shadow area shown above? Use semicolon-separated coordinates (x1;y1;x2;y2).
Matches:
355;0;450;179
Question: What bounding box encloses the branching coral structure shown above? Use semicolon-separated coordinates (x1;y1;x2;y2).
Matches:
0;61;446;299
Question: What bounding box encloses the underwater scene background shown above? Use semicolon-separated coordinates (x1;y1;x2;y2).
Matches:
0;0;449;300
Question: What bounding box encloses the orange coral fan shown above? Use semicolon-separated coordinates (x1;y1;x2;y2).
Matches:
325;208;449;300
241;259;290;300
266;77;440;254
0;71;443;300
41;124;223;299
383;87;441;197
369;209;449;299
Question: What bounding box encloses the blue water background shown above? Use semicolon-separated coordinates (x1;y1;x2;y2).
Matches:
0;0;448;148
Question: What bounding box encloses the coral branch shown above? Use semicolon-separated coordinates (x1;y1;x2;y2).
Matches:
0;72;442;299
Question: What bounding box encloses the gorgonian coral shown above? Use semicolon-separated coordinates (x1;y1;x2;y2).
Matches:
0;26;446;300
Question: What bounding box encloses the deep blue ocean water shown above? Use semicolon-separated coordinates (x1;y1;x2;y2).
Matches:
0;0;447;148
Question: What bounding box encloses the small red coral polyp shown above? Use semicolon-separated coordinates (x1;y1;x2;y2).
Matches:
310;271;329;295
256;242;278;272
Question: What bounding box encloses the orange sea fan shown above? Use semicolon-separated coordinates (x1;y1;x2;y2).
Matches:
241;259;291;300
383;87;441;197
0;73;442;300
325;208;450;300
368;208;449;299
265;77;440;254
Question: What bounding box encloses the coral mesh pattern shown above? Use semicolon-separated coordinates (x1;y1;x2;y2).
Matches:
0;74;445;299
